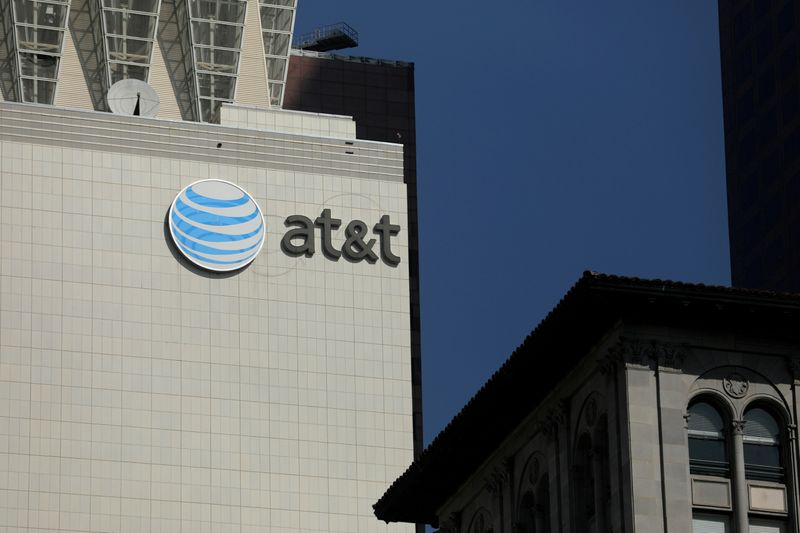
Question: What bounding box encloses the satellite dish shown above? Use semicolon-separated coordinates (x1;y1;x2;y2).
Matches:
107;78;160;117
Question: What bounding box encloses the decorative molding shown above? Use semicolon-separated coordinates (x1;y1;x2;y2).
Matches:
529;457;541;485
585;396;598;427
610;338;651;367
485;477;501;496
474;513;485;533
732;419;747;435
504;456;515;484
534;400;568;442
439;511;461;533
468;510;492;533
548;400;568;437
596;351;621;375
787;358;800;381
438;523;457;533
722;373;749;399
604;337;688;371
486;464;509;496
657;341;687;370
553;399;569;425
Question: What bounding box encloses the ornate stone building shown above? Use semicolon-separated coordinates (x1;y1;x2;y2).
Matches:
374;272;800;533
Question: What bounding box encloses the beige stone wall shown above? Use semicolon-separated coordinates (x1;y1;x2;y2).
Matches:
234;0;270;109
54;28;94;110
148;36;182;120
0;102;414;533
221;104;356;139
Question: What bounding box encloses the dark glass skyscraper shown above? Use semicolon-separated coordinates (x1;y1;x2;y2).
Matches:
718;0;800;291
284;49;423;455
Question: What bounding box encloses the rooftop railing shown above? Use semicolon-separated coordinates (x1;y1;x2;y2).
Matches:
294;22;357;52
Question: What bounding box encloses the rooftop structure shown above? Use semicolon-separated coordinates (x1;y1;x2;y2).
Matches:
0;0;297;120
294;22;357;52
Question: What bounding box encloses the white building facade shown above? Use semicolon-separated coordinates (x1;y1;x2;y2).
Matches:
0;2;417;532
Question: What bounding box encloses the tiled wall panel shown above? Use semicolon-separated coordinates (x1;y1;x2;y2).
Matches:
0;103;414;533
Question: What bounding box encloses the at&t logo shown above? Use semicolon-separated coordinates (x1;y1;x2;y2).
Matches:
169;179;266;272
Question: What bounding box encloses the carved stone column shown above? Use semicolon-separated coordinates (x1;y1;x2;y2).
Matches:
731;419;748;533
486;463;510;533
591;442;609;532
786;424;800;533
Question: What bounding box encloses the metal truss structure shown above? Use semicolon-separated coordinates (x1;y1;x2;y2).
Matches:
0;0;298;118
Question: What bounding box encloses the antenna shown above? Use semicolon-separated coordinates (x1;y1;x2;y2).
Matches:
107;79;160;118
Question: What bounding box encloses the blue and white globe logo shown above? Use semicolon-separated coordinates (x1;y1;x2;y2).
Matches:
169;179;265;272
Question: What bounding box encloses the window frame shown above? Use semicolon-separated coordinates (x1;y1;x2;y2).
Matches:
688;398;733;479
687;394;794;532
742;404;786;484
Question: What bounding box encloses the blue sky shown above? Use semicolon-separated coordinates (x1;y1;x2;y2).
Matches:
295;1;730;444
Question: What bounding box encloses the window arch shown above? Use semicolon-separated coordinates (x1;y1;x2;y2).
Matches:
743;404;784;483
573;433;595;529
595;416;611;506
517;490;536;533
534;473;550;533
688;399;730;477
516;455;550;533
468;508;493;533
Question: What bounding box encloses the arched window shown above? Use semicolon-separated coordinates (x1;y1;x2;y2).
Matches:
534;474;550;533
516;467;549;533
743;406;784;483
688;401;730;477
468;509;493;533
573;434;595;529
596;416;611;506
517;491;536;533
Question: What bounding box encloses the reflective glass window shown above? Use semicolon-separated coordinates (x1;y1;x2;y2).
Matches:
688;401;730;477
266;57;286;80
104;11;157;39
194;47;239;73
16;26;62;52
743;407;783;482
109;62;148;82
102;0;159;13
21;76;55;103
263;32;289;56
19;51;58;78
199;98;223;123
189;0;246;24
9;0;68;103
106;36;152;63
99;0;159;86
259;6;292;32
692;513;730;533
749;518;786;533
186;0;247;121
12;0;68;28
261;0;295;7
191;21;242;48
197;73;235;99
269;82;283;107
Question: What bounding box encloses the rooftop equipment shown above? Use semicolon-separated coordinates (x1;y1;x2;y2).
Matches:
107;78;160;117
294;22;358;52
